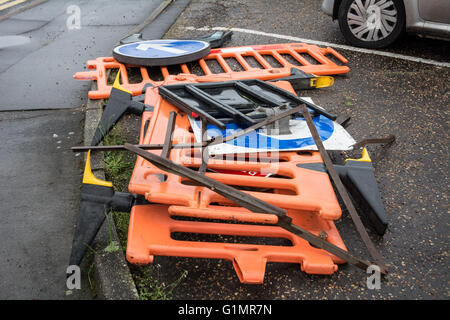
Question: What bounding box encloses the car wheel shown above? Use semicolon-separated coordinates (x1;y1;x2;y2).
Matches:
338;0;405;48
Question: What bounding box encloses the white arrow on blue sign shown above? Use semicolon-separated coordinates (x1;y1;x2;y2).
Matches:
113;39;211;66
136;43;188;54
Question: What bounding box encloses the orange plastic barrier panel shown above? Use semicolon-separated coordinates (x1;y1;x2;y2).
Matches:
131;148;341;221
124;80;348;282
74;43;349;99
129;80;341;221
127;204;347;283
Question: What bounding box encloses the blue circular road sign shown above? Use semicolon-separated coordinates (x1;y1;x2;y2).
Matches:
113;39;211;66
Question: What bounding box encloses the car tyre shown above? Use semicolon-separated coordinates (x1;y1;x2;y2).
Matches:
338;0;406;48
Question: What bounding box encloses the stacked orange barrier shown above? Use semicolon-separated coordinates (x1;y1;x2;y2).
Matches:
74;43;349;99
125;79;348;283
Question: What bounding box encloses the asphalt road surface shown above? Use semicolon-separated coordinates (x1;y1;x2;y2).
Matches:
142;0;448;300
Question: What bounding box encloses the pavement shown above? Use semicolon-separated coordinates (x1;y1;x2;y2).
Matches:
135;0;447;300
0;0;165;110
0;0;179;300
0;109;91;299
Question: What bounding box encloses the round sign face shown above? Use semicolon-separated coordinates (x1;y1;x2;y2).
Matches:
112;39;211;66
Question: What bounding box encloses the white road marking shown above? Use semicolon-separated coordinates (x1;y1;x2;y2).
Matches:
136;43;187;54
0;0;29;11
0;35;30;49
185;26;450;68
220;47;254;53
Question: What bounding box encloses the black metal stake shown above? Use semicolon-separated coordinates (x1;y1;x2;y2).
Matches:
72;105;302;153
352;135;396;149
300;104;388;275
160;111;177;158
198;118;209;174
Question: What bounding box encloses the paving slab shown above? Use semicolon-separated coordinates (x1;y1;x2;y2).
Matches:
0;0;178;300
0;109;91;299
0;0;165;110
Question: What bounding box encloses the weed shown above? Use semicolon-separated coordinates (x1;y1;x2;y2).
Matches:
136;265;188;300
104;241;120;253
112;211;130;250
344;96;354;106
87;261;96;292
102;125;133;250
103;124;134;191
101;116;186;301
103;211;121;253
107;69;119;86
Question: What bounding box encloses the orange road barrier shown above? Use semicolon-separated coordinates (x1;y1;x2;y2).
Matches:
74;43;349;99
124;80;348;282
129;81;341;221
127;204;347;284
131;148;341;221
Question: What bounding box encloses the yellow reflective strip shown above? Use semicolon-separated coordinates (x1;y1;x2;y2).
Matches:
83;150;113;187
310;76;334;88
0;0;28;11
112;70;133;95
346;148;372;163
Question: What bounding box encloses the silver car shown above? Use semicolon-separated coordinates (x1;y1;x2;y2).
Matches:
322;0;450;48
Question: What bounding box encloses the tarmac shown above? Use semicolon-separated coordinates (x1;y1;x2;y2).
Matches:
0;0;448;300
0;109;91;299
0;0;185;300
137;0;449;300
0;0;166;110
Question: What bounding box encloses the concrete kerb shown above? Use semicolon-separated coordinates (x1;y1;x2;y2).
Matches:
82;82;139;300
78;0;193;299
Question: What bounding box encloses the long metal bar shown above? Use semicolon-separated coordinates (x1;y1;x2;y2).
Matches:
72;105;302;153
72;142;205;152
158;86;226;129
185;84;256;126
253;80;337;120
277;216;372;271
160;111;177;158
198;118;209;174
124;143;286;215
300;104;388;275
123;143;376;273
352;135;396;149
210;105;302;146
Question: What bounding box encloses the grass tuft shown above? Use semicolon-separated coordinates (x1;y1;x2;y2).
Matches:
136;265;188;300
103;124;134;191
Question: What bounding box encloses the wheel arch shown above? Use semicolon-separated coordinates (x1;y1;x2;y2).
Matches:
336;0;407;48
333;0;407;21
332;0;343;20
